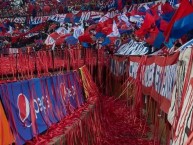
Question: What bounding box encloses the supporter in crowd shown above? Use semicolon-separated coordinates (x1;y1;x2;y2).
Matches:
0;0;183;56
174;41;182;51
121;33;130;44
105;43;115;55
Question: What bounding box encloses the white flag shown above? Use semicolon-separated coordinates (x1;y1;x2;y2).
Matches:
107;20;120;37
8;26;13;35
120;14;131;28
56;27;69;36
73;25;84;39
51;43;56;50
99;13;110;22
45;35;56;45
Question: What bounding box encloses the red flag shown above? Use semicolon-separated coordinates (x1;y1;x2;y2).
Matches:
161;2;174;14
164;0;193;41
135;13;155;37
150;3;160;20
145;27;159;45
160;19;168;32
102;25;113;35
78;33;93;43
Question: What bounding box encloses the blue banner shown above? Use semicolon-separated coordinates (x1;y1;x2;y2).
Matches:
0;71;85;144
68;72;85;107
0;80;49;145
73;72;85;106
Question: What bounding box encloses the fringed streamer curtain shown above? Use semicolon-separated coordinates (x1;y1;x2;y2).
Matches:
79;65;100;98
26;96;102;145
0;48;108;83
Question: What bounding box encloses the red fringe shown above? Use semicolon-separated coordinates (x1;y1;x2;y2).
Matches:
26;95;101;145
100;96;158;145
0;49;108;83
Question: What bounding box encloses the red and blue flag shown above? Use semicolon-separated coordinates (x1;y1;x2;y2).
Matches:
164;0;193;42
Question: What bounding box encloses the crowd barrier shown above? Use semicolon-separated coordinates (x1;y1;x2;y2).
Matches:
109;47;193;145
0;70;86;145
110;52;179;113
0;47;108;145
0;64;104;145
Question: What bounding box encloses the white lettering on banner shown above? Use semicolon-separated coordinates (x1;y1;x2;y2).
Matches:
129;60;177;99
91;11;103;16
34;99;39;118
173;78;193;145
153;64;177;99
80;12;91;21
0;18;11;23
142;63;155;87
66;86;76;100
126;1;161;13
25;33;39;38
109;10;119;18
71;86;76;96
60;84;77;100
66;88;73;98
108;0;116;9
13;17;26;23
30;14;66;24
48;15;59;22
110;59;127;76
30;17;42;25
119;60;127;76
154;65;162;93
109;11;115;18
160;64;177;99
129;61;139;79
116;40;149;55
33;95;50;119
0;17;26;24
116;44;129;55
169;0;175;6
17;93;50;127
